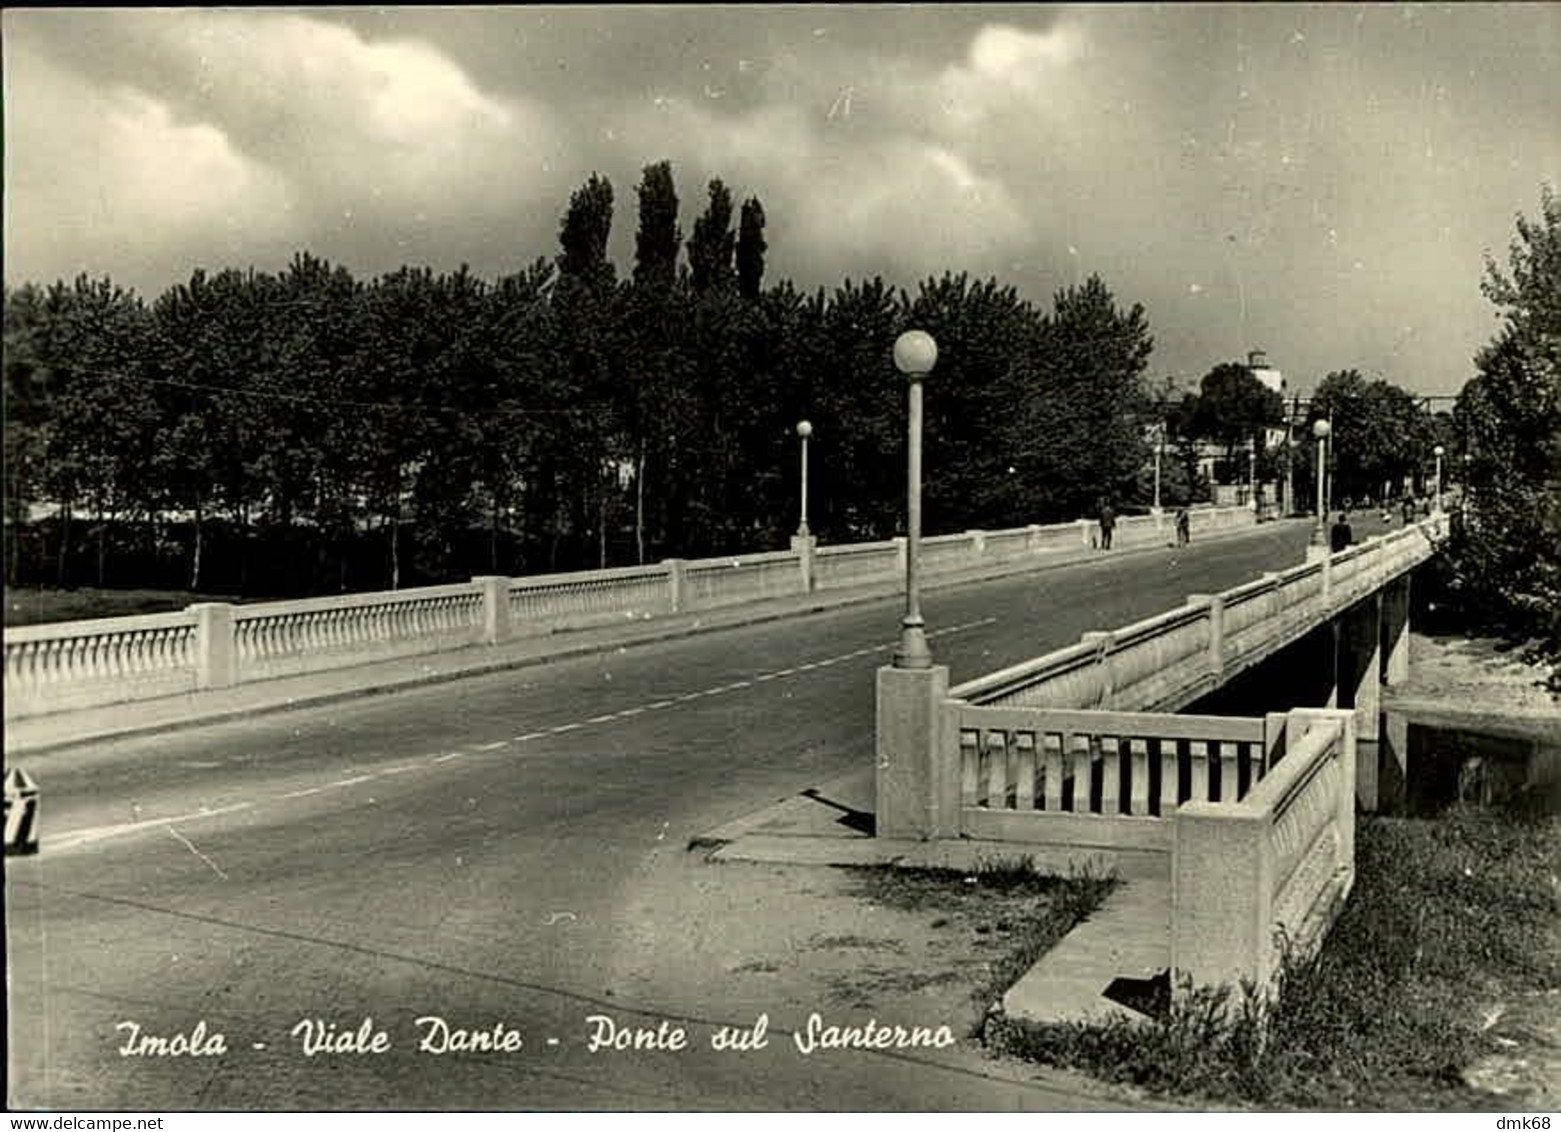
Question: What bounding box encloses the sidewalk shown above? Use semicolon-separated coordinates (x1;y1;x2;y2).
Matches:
5;518;1293;755
698;765;1174;1027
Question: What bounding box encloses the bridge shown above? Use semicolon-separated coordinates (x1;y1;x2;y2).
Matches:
4;505;1448;1109
874;512;1446;1015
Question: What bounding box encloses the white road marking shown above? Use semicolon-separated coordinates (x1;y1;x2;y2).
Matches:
515;731;548;742
378;765;417;776
550;723;581;734
432;753;464;764
332;775;374;786
474;741;508;751
51;802;256;850
280;787;323;799
587;714;616;724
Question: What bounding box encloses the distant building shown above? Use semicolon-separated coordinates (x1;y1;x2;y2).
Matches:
1247;349;1285;396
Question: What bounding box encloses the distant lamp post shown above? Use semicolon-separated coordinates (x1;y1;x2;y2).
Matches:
1248;444;1258;513
795;420;813;537
1285;437;1298;517
1153;425;1164;513
1311;419;1331;547
1433;444;1445;513
892;329;937;669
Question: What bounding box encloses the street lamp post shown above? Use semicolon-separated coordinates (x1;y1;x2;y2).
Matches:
1248;444;1258;513
893;329;937;669
795;420;813;537
1285;437;1298;517
1310;419;1331;547
1433;444;1445;513
1153;426;1163;513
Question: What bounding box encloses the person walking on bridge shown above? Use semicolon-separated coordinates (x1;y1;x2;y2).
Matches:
1330;511;1354;553
1097;498;1116;550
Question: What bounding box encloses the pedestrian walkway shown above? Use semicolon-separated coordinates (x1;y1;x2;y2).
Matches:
700;764;1175;1027
7;518;1291;755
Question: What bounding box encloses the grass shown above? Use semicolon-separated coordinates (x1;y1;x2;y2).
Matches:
843;855;1118;1025
986;805;1560;1109
4;586;249;627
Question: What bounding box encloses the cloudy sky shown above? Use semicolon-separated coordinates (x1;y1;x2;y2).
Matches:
5;4;1558;397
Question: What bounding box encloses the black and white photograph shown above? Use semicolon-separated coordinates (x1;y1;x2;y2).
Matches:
4;3;1559;1116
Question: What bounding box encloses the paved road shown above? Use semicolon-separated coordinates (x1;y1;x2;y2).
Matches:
6;517;1389;1110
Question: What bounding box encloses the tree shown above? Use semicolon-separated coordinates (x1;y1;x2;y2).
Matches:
688;179;737;294
736;197;767;300
1441;185;1561;683
632;161;682;289
1006;275;1155;520
1188;361;1284;486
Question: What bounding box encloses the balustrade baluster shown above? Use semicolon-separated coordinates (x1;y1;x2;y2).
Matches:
1100;735;1121;815
1014;732;1036;811
1043;733;1063;811
1130;738;1150;815
1190;741;1210;802
1218;741;1239;802
985;730;1009;809
1070;733;1093;813
960;730;980;807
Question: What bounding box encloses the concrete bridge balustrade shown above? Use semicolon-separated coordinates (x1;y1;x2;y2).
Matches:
874;514;1446;1002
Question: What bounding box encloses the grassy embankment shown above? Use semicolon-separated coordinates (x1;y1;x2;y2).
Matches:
987;803;1559;1109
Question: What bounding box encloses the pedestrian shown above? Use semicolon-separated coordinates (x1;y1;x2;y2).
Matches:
1329;511;1353;553
1098;498;1116;550
1401;497;1415;525
1175;507;1190;547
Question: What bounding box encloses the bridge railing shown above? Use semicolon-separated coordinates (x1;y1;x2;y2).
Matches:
951;513;1447;712
1173;709;1356;993
950;703;1287;851
4;506;1263;719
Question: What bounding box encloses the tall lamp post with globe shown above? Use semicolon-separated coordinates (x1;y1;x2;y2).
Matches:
795;420;813;538
791;420;816;591
1310;419;1332;547
875;328;952;841
1433;445;1445;513
892;330;936;669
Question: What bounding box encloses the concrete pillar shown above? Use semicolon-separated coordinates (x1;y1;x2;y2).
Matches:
473;576;511;645
1381;711;1409;813
1080;631;1115;707
969;530;987;559
1306;543;1332;602
1078;518;1093;547
875;664;954;840
1337;595;1383;811
1382;574;1411;686
1025;524;1042;553
789;533;816;593
664;558;687;613
1187;594;1225;679
189;603;237;689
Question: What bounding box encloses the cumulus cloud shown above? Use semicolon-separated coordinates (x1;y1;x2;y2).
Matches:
608;94;1031;285
3;44;296;289
5;10;565;289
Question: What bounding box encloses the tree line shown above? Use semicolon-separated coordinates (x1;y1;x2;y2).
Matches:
3;161;1159;597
